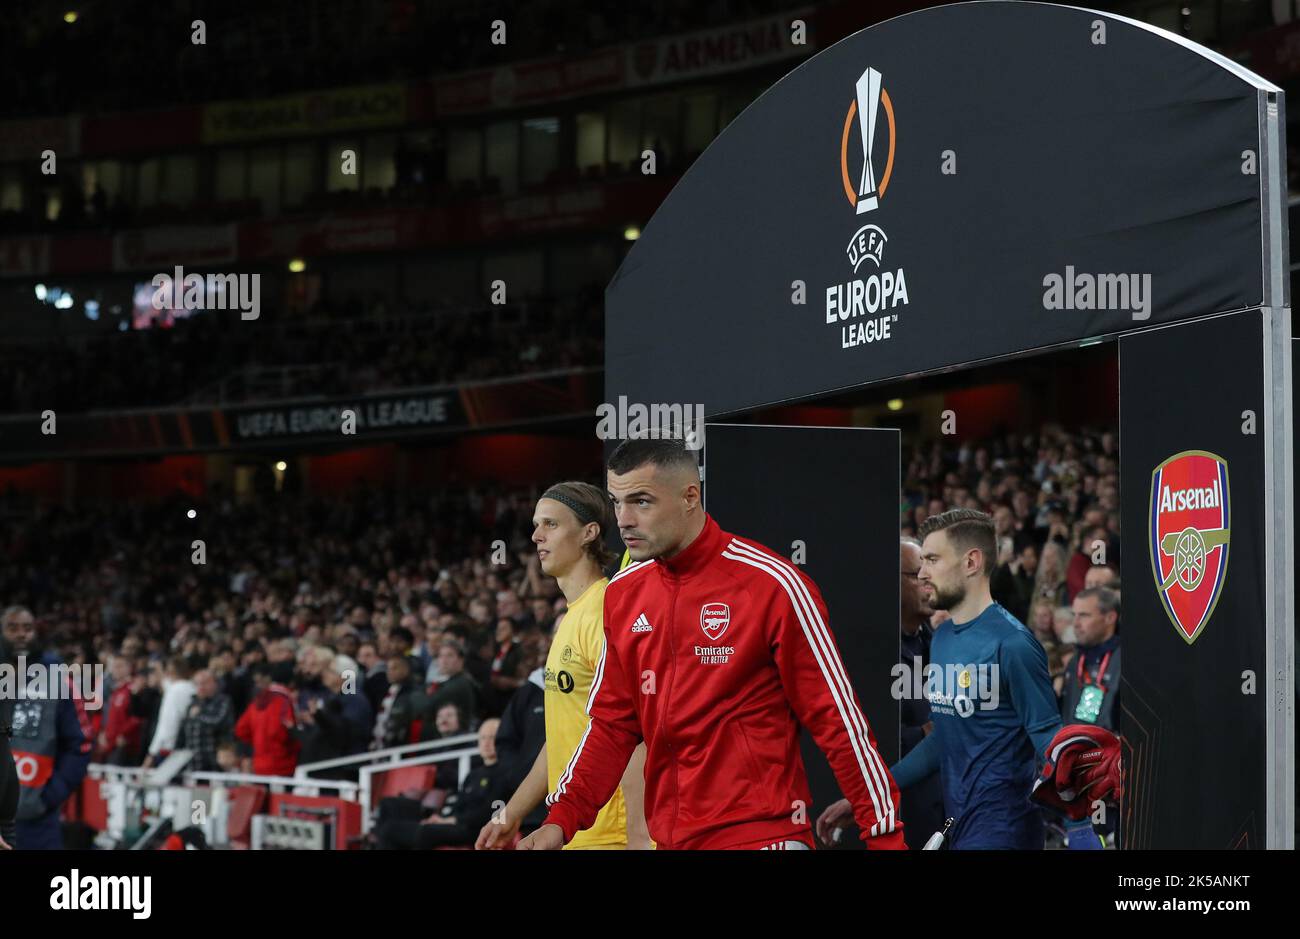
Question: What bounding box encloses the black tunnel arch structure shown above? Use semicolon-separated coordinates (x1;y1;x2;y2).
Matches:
605;1;1293;849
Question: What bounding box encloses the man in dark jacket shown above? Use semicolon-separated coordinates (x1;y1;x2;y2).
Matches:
896;539;946;847
818;540;948;849
1059;587;1121;731
325;653;373;754
178;670;234;772
228;645;264;718
991;536;1038;626
293;694;353;772
2;606;92;850
295;655;373;775
374;718;507;849
371;656;424;750
493;663;547;833
129;664;162;766
419;640;480;739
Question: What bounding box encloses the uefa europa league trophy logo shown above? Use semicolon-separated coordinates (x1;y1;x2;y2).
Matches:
855;67;883;214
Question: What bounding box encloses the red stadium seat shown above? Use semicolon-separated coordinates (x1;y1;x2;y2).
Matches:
227;786;269;850
375;765;437;804
79;777;108;832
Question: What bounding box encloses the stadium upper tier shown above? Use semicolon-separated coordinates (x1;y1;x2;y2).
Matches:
0;294;603;414
0;0;810;120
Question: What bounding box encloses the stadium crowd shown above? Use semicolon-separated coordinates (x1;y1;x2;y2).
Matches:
2;480;563;845
901;424;1122;705
0;423;1120;847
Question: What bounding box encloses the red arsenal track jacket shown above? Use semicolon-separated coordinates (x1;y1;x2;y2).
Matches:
543;514;904;850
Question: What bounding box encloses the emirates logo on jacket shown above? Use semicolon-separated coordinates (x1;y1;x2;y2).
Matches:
694;644;735;665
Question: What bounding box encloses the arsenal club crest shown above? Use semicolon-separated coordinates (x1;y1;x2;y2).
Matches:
700;602;731;641
1148;450;1231;645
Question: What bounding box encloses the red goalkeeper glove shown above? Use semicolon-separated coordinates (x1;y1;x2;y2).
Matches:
1030;724;1122;821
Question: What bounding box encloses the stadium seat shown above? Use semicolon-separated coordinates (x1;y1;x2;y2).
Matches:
79;777;108;832
227;786;269;850
375;765;437;804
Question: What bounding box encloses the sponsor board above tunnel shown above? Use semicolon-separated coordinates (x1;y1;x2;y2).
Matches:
605;0;1285;416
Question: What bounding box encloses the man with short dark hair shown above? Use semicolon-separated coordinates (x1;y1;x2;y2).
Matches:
233;662;300;776
419;641;480;738
179;670;234;772
521;437;903;850
1060;587;1120;732
359;640;388;713
1;606;92;849
894;537;945;846
371;655;423;750
991;536;1038;625
387;626;416;659
1083;564;1119;591
820;509;1101;849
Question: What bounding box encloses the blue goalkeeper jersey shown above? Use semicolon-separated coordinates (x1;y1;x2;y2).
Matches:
891;601;1060;849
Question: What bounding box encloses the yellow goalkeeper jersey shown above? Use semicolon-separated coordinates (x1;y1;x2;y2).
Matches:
545;577;628;848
